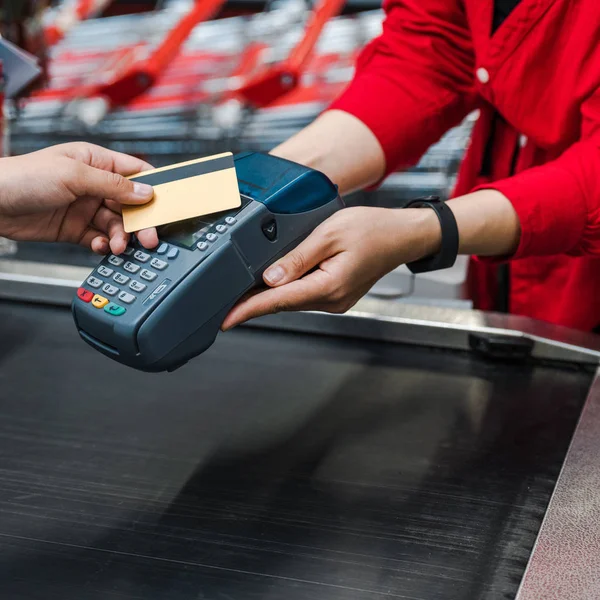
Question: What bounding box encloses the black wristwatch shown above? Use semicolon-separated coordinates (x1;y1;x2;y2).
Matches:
404;196;459;274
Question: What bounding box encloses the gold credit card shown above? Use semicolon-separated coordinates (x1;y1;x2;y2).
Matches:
122;152;241;233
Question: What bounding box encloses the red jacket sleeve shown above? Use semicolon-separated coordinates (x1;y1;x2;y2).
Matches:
329;0;477;177
478;89;600;258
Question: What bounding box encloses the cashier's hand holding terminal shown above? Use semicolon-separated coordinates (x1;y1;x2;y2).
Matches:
0;142;158;254
222;111;522;330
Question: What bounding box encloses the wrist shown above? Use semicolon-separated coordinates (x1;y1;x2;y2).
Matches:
414;207;444;258
389;207;443;265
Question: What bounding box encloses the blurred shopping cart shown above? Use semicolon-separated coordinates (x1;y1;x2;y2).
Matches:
5;0;476;306
11;0;474;192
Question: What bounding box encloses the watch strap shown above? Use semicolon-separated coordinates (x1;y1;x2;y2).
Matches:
404;196;459;274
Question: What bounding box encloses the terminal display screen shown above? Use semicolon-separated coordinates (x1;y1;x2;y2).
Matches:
158;212;224;249
158;196;251;249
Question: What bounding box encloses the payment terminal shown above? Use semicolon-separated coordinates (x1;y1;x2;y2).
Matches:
72;152;344;372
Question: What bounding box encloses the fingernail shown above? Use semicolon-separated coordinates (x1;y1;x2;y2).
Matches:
264;265;285;285
133;182;153;199
99;239;109;254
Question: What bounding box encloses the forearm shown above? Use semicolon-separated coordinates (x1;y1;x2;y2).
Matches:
270;110;386;195
449;190;521;256
272;112;520;259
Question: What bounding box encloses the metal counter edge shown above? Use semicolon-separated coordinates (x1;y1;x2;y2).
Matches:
0;258;599;366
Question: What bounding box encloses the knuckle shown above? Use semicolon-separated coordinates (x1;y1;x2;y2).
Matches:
107;171;128;191
67;160;87;193
61;142;91;162
321;223;338;245
289;251;307;274
71;159;86;179
71;141;87;154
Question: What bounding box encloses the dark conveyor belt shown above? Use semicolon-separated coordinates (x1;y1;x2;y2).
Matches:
0;301;591;600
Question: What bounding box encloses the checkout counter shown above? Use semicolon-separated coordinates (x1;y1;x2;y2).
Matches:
1;5;598;597
0;240;599;599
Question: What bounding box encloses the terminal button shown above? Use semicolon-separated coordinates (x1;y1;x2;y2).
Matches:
123;247;135;256
206;233;217;242
91;294;109;309
156;243;169;255
118;291;136;304
124;261;140;274
197;242;208;251
216;224;227;234
102;283;118;296
134;251;150;263
104;303;126;316
140;269;157;282
114;273;130;285
86;276;103;289
262;219;277;241
129;281;147;292
97;265;114;277
225;216;236;225
108;255;124;267
150;258;167;271
167;247;179;259
77;288;94;303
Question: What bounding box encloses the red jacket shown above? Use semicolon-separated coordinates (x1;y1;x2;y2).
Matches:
330;0;600;331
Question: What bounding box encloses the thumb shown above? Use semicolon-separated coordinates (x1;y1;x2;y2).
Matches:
72;163;154;204
263;230;332;287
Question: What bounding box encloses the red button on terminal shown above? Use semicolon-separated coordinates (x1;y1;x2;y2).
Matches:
77;288;94;303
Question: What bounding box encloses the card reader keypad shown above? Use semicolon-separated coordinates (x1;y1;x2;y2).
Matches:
79;228;231;316
79;243;183;315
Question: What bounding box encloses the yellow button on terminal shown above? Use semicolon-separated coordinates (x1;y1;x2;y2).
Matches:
91;294;109;309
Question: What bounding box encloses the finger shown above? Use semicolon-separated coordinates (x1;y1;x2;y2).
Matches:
101;148;154;177
71;163;154;206
103;199;157;249
79;227;109;254
222;271;331;331
136;228;159;249
104;198;122;214
92;206;128;255
91;236;110;255
103;194;158;248
60;142;154;176
261;228;335;288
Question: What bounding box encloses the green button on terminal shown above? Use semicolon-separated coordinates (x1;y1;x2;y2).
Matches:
104;303;126;316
